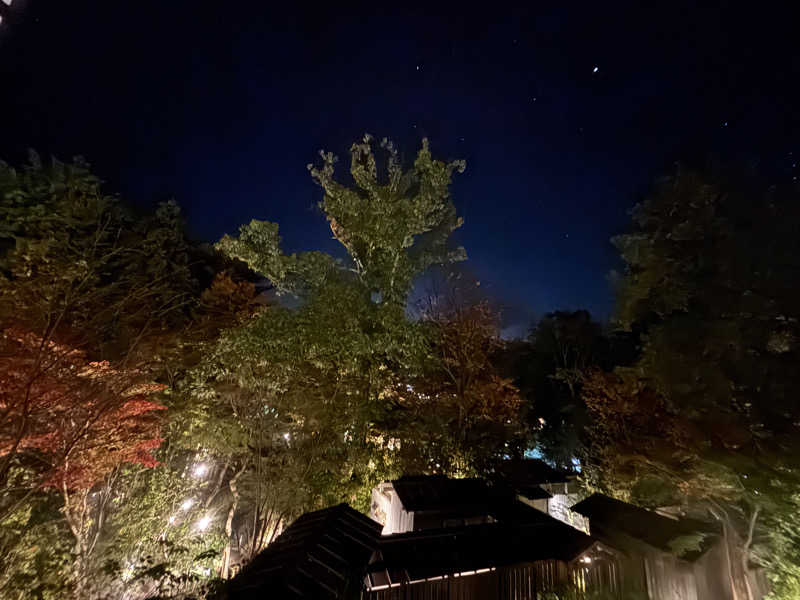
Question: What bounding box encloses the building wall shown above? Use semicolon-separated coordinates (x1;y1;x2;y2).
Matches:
546;491;589;533
370;483;414;535
520;483;589;533
366;560;574;600
642;547;699;600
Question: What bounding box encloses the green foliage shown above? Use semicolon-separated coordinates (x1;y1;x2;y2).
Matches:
667;532;710;558
0;152;196;359
0;153;218;597
219;135;466;303
763;494;800;600
586;166;800;598
179;136;472;561
0;496;73;599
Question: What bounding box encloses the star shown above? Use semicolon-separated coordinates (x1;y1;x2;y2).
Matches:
592;66;599;73
723;121;728;127
415;65;420;71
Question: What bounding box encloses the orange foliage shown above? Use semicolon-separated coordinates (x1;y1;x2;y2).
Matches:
0;329;166;491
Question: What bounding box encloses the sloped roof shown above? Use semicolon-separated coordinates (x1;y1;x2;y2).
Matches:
495;458;571;485
366;507;594;586
511;483;553;500
228;503;382;599
570;494;719;561
391;475;493;512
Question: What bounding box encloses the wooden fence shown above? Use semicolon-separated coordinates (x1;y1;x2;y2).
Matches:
364;559;620;600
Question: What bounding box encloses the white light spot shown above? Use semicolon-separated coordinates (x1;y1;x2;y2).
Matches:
180;498;195;511
723;121;728;127
592;66;599;73
416;65;420;71
581;556;592;564
196;515;212;532
283;432;291;441
192;463;209;479
1;0;11;6
168;515;177;524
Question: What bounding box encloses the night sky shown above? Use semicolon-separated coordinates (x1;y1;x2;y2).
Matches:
1;2;798;334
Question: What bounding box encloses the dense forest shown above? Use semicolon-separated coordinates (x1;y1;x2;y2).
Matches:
1;138;799;599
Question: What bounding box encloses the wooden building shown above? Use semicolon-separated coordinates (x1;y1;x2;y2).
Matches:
229;476;621;599
228;471;767;599
227;503;382;599
363;508;617;599
571;494;768;600
369;462;588;536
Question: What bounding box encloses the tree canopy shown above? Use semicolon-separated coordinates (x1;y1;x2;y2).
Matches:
582;167;800;600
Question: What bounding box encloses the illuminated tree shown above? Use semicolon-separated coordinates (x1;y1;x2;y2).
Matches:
186;136;468;574
389;277;523;475
0;153;196;597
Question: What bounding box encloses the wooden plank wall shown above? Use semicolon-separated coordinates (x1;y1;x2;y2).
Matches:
643;549;698;600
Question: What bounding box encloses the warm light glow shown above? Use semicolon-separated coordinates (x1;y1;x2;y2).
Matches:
181;498;195;511
581;556;592;564
196;515;212;532
371;567;496;591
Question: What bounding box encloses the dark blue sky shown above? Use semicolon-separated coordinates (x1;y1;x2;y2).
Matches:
1;2;798;332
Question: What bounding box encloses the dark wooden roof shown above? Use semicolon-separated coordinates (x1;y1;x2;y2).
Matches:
228;503;382;599
366;506;594;585
495;458;571;485
391;475;493;512
512;483;553;500
570;494;719;561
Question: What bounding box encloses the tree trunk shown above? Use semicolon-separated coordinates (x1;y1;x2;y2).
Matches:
711;508;740;600
741;505;760;600
220;464;245;579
